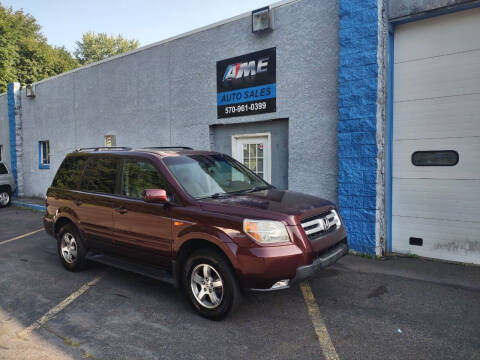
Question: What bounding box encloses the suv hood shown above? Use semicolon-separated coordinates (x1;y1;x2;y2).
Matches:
198;189;335;225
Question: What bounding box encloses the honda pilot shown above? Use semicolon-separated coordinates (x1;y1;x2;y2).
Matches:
44;147;348;319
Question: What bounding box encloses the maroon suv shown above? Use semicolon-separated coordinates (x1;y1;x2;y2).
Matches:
44;147;348;319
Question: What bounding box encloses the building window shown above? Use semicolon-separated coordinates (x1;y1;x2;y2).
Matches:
0;144;3;161
411;150;459;166
39;140;50;169
104;135;116;147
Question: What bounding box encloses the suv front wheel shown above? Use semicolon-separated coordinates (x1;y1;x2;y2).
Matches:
183;249;242;320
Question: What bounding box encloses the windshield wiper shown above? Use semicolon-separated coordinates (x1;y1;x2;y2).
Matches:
240;186;271;194
197;192;227;199
198;186;271;199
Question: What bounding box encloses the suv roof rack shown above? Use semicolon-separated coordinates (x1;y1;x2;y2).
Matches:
143;146;193;150
75;147;132;152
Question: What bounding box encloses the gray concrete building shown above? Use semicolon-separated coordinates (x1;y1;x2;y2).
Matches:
3;0;340;202
1;0;480;264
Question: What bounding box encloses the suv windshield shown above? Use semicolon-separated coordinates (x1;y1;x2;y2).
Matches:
163;154;271;199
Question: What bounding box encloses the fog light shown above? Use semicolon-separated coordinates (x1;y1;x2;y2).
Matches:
271;279;290;289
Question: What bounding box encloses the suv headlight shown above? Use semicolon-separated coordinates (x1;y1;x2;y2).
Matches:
243;219;290;244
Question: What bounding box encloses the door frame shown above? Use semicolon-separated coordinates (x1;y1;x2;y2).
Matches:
231;132;272;183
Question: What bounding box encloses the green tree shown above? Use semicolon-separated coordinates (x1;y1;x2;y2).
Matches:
74;32;139;65
0;3;79;93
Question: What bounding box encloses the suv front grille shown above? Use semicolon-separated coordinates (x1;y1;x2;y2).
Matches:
300;210;341;241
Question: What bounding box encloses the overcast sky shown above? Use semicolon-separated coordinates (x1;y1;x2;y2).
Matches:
3;0;275;51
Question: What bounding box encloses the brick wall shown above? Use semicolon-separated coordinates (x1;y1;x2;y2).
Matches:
337;0;379;254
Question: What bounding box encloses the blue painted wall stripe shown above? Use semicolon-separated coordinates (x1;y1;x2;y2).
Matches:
7;83;18;196
217;83;276;106
337;0;379;255
12;200;46;212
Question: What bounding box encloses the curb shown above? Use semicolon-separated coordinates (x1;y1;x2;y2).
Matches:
12;200;46;212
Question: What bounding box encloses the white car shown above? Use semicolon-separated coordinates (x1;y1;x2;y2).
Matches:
0;161;16;207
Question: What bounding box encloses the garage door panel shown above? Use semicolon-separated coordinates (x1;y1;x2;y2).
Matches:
393;178;480;223
394;50;480;102
394;7;480;63
392;216;480;264
393;93;480;140
392;8;480;264
393;137;480;179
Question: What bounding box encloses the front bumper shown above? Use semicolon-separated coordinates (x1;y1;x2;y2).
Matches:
247;238;348;291
290;239;348;285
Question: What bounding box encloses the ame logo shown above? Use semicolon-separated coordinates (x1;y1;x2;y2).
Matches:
222;57;269;84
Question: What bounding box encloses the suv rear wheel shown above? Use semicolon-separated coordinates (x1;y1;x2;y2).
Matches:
183;249;241;320
57;223;89;271
0;188;11;208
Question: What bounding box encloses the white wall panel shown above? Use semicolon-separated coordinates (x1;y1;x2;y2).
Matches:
392;216;480;264
394;50;480;102
393;178;480;223
393;93;480;140
393;137;480;179
394;7;480;63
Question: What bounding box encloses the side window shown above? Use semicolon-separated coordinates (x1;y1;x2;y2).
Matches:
81;157;117;194
122;159;169;199
0;163;7;175
52;155;88;189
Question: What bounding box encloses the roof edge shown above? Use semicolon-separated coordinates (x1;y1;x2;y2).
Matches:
32;0;301;87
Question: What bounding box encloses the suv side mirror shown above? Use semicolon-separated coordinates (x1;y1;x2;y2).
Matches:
143;189;169;203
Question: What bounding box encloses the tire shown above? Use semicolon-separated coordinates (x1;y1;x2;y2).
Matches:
182;248;242;320
57;223;89;271
0;189;12;208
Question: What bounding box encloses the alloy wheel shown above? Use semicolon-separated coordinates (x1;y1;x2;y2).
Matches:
0;192;9;206
190;263;224;309
61;232;78;264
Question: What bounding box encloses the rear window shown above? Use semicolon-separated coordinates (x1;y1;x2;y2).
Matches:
52;155;88;189
81;156;117;194
0;163;7;175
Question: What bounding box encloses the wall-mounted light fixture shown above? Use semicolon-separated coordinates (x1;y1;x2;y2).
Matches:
26;84;35;98
252;6;273;33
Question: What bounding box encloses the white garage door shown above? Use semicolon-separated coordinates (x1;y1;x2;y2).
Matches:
392;8;480;264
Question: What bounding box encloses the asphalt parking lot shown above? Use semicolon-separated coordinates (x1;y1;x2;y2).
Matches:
1;206;479;360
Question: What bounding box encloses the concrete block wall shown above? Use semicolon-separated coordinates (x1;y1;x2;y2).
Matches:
2;0;340;200
337;0;379;254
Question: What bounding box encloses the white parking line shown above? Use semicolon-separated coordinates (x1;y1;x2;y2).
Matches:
300;281;340;360
0;228;44;245
17;274;104;339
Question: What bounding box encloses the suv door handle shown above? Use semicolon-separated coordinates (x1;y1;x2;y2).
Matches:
115;207;128;215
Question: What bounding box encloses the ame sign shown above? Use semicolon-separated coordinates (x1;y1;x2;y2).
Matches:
216;48;276;118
